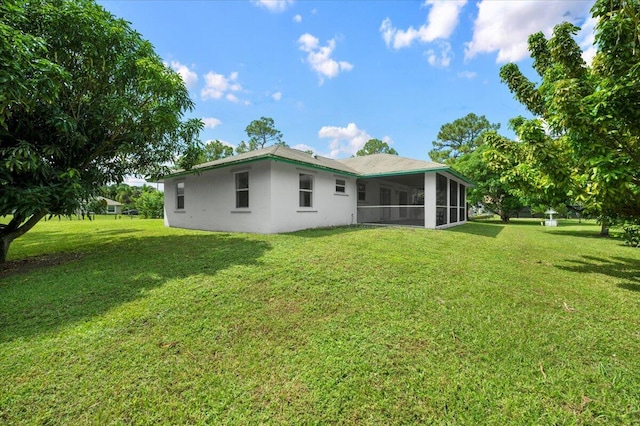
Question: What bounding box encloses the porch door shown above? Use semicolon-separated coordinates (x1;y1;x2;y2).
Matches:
380;187;391;221
399;191;408;218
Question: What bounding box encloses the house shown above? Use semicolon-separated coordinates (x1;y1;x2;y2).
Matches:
160;145;472;234
97;196;123;215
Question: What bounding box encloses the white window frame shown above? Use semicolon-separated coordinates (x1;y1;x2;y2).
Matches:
176;181;185;210
357;182;366;202
335;178;346;194
235;171;249;209
299;173;313;208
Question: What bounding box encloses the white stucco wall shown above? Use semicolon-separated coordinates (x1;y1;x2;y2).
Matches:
163;159;356;234
267;160;357;233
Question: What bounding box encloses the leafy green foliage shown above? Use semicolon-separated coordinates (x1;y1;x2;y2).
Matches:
236;117;286;153
0;0;202;263
497;1;640;227
356;138;398;156
623;223;640;247
136;191;164;219
201;140;234;162
87;197;107;215
455;143;525;222
428;113;500;164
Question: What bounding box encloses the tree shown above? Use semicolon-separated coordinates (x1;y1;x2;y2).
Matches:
0;0;202;265
483;118;585;213
137;190;164;219
455;142;525;223
0;1;64;129
498;1;640;233
428;113;500;164
235;117;286;154
199;140;234;163
356;139;398;156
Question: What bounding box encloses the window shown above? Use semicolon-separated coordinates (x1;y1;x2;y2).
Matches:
358;183;366;201
235;172;249;208
107;205;115;214
335;179;346;193
299;174;313;207
176;182;185;210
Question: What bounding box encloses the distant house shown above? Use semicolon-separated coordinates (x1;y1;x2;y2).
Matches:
160;145;472;234
97;196;123;215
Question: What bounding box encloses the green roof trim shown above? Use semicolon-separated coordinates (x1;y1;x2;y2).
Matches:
161;153;357;180
160;146;473;185
357;167;475;186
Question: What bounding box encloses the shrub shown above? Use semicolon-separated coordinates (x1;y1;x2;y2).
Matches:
622;223;640;247
137;191;164;219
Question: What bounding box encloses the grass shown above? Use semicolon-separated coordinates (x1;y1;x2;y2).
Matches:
1;216;639;424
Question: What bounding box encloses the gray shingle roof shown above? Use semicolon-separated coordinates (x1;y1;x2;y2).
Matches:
163;145;472;184
337;153;447;176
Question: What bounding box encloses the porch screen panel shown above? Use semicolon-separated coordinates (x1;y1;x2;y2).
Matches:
449;180;458;223
459;184;466;221
436;173;447;226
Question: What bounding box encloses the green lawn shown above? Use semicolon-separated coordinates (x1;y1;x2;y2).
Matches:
1;216;639;424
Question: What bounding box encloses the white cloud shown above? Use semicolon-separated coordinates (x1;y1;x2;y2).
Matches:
293;14;302;23
465;0;594;63
318;122;371;158
298;33;353;84
201;71;243;102
578;16;598;65
202;117;222;129
457;70;477;79
169;61;198;89
252;0;294;12
426;41;453;67
272;91;282;101
380;1;467;49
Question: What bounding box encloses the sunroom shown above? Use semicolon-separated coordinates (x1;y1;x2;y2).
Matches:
338;155;471;229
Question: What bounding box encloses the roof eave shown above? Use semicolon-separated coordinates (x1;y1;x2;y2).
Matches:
358;167;475;186
159;153;358;181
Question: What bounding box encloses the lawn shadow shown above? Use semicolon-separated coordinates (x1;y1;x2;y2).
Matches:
556;255;640;291
445;221;505;238
0;233;271;342
545;229;612;239
288;225;368;238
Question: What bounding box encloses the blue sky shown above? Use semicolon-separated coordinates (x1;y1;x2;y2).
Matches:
99;0;596;173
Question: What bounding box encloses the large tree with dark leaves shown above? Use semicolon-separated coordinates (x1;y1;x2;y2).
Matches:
0;0;202;264
498;0;640;233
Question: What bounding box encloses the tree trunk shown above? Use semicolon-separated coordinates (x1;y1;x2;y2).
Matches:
1;235;11;265
600;221;610;236
0;211;47;268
